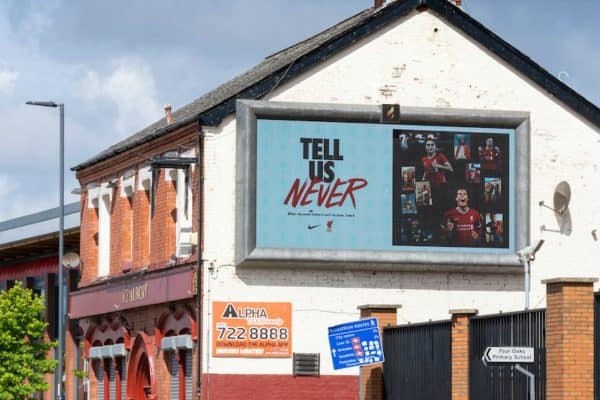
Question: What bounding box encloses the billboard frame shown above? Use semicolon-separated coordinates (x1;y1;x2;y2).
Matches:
235;100;529;272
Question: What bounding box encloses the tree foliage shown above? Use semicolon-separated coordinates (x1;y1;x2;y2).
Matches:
0;281;57;399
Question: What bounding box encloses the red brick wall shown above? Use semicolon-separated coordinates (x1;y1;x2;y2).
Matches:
64;324;77;400
202;374;358;400
76;125;197;287
149;169;177;268
110;185;122;275
132;187;151;270
544;278;597;400
79;193;98;286
115;186;133;272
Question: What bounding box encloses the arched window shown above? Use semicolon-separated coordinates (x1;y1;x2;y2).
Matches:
157;309;195;400
86;319;130;400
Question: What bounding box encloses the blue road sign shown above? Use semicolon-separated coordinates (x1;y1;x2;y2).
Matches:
328;317;384;370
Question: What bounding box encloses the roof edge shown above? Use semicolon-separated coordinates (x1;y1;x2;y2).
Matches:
0;202;80;232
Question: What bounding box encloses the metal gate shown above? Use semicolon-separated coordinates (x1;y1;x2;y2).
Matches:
383;320;451;400
470;309;546;400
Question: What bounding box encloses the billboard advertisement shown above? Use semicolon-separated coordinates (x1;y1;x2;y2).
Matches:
212;301;292;358
236;100;529;268
256;120;513;253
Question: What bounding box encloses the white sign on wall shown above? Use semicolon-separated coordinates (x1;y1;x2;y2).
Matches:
482;347;534;364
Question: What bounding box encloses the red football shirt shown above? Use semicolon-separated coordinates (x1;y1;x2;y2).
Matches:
479;147;500;170
422;152;449;185
442;207;482;245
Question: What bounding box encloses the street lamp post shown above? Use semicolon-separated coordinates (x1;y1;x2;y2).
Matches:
26;101;65;400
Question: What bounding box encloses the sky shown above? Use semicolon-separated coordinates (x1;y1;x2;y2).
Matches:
0;0;598;221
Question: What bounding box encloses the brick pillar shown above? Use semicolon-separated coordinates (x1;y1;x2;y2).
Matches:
65;322;76;400
80;194;98;285
543;277;597;400
450;309;477;400
132;187;151;269
357;304;401;400
150;169;177;267
110;182;123;275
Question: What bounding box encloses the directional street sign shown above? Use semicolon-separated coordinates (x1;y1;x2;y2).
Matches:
482;347;534;364
328;317;384;370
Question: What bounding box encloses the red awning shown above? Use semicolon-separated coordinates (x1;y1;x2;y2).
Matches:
0;257;58;280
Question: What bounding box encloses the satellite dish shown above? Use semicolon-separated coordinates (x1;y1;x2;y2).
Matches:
62;252;81;269
553;181;571;215
539;181;571;216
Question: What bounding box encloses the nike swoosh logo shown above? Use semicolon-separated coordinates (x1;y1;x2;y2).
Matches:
308;224;320;230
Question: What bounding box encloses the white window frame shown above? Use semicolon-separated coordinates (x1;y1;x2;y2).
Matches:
175;149;195;258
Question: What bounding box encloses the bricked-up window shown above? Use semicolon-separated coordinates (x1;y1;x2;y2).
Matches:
89;182;114;277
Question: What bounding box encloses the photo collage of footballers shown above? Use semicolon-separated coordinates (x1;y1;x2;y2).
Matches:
392;129;510;248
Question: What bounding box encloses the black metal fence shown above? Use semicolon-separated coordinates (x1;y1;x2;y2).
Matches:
594;293;600;400
383;320;451;400
470;309;546;400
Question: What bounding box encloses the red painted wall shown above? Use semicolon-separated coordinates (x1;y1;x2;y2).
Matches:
202;374;358;400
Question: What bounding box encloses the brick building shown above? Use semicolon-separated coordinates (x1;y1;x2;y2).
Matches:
69;0;600;399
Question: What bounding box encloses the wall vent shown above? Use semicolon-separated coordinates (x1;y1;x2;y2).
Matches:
293;353;320;377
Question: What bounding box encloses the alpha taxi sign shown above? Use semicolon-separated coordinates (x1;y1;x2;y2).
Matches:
482;347;534;363
212;302;292;358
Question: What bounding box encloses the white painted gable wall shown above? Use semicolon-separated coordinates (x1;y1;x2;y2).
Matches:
200;10;600;375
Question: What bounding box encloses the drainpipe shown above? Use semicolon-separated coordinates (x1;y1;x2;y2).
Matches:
196;124;205;399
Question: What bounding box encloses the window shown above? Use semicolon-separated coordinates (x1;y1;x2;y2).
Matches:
161;335;193;400
119;357;126;400
175;167;193;258
184;349;193;399
169;351;179;400
108;360;116;400
175;149;195;258
93;359;105;400
89;344;127;400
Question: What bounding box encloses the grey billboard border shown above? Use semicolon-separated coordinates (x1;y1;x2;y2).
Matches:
235;100;529;272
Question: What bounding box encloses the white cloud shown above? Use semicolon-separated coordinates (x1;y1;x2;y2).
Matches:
0;63;19;93
78;58;162;137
